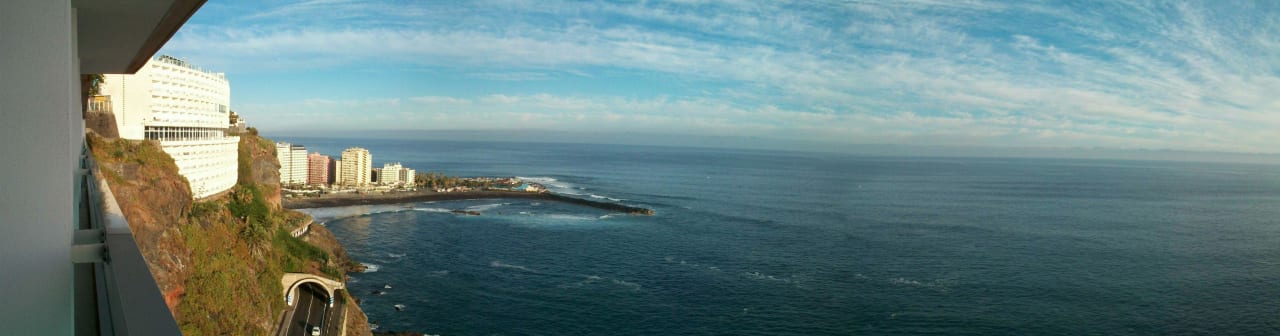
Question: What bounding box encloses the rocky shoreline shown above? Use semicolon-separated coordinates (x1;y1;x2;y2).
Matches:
283;190;656;215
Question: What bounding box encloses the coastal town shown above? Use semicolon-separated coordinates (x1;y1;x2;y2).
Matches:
273;142;547;198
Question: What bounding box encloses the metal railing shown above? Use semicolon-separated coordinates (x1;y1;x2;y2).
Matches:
73;143;182;335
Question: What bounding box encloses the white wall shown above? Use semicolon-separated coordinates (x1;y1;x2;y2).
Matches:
102;70;152;140
0;0;78;333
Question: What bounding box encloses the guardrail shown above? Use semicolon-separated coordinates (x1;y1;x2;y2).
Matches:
290;218;313;238
73;143;182;335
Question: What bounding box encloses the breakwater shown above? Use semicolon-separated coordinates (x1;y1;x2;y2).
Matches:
283;190;655;215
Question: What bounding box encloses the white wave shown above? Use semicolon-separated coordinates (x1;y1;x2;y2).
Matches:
362;263;380;273
598;214;616;219
490;260;535;272
516;176;558;183
611;279;642;291
413;207;451;213
426;270;449;277
561;275;639;291
466;203;508;211
743;271;795;284
297;204;412;221
888;277;951;292
516;176;579;194
545;214;598;221
589;194;625;202
560;275;603;288
388;253;406;258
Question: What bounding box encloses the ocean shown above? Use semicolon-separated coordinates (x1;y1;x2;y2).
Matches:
284;137;1280;335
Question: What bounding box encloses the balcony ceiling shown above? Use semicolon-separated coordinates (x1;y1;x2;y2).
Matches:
74;0;205;74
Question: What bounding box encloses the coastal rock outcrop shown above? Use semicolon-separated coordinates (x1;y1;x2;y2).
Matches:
88;134;192;314
88;133;372;335
239;131;282;208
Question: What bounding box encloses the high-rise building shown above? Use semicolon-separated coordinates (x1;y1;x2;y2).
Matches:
307;152;331;185
275;142;307;185
290;145;306;184
380;163;404;185
401;167;416;187
332;159;344;185
101;55;239;199
339;147;372;187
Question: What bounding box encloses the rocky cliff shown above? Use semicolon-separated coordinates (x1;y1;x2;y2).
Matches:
88;132;371;336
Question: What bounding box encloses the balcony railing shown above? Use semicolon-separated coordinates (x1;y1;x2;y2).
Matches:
73;143;182;335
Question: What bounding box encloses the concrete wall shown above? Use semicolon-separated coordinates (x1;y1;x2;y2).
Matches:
0;0;79;333
102;70;151;140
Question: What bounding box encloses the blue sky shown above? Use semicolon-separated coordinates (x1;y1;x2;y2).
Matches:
161;1;1280;153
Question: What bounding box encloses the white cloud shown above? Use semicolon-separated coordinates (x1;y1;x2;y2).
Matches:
170;0;1280;153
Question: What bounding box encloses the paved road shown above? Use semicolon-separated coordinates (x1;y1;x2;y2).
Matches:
285;284;329;336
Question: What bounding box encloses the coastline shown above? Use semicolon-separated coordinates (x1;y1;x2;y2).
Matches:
283;190;655;215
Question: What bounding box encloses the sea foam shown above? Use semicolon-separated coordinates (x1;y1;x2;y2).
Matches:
298;204;411;221
490;260;535;272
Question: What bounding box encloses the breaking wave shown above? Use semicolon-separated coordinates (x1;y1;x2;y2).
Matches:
490;260;535;272
544;214;599;221
362;263;381;273
888;277;952;292
298;204;412;221
466;203;509;211
517;176;582;195
589;194;625;202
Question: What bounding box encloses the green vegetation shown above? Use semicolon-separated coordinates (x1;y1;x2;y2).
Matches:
88;135;179;171
178;211;283;336
89;133;352;335
178;134;354;335
87;74;104;96
90;133;346;335
415;171;496;189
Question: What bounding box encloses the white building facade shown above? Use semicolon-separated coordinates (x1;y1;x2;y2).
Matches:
380;163;404;185
340;147;372;187
275;143;308;185
102;55;239;199
401;167;416;186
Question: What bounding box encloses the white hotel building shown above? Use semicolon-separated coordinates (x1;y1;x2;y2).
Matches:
103;55;239;199
276;142;308;186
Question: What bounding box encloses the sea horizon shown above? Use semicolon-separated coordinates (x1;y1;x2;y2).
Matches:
270;131;1280;168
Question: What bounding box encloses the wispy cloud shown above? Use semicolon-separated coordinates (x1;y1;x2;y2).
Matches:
167;0;1280;153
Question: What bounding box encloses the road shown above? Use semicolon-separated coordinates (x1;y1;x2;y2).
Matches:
285;284;329;336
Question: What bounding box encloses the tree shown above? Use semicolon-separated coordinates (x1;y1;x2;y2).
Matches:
87;74;105;96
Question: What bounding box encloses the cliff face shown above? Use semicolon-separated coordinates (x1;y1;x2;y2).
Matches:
88;135;192;312
240;132;282;209
88;133;370;336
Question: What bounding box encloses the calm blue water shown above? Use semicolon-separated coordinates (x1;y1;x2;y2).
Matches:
286;137;1280;335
